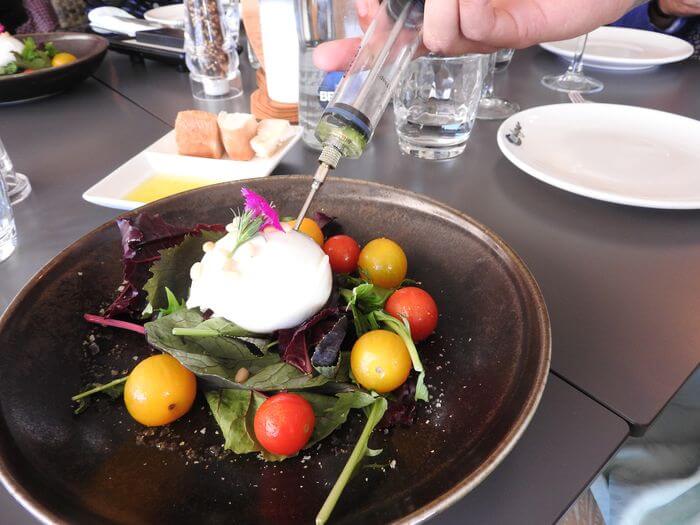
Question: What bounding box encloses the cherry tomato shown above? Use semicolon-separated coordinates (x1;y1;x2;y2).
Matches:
323;235;361;274
350;330;412;393
254;393;315;456
51;52;77;67
385;287;438;342
286;218;324;246
124;354;197;427
358;238;407;289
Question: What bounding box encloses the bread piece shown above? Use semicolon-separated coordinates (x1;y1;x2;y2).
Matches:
175;110;224;159
218;112;257;161
250;119;291;158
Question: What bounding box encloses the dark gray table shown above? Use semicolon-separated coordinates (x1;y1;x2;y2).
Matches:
0;50;632;524
95;47;700;433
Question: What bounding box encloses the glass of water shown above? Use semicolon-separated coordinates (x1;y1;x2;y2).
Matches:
393;53;487;160
0;141;18;263
494;48;515;72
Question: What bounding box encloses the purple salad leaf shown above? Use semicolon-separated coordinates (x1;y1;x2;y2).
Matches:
378;376;418;430
105;213;225;318
277;307;341;374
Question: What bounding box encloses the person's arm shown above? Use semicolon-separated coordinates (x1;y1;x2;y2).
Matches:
315;0;648;71
612;1;688;32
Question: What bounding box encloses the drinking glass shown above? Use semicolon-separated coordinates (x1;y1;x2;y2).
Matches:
0;152;17;263
393;54;487;160
476;52;519;121
541;33;603;93
0;138;31;205
494;48;515;72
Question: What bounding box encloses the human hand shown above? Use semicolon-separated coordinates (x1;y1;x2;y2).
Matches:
658;0;700;16
314;0;640;71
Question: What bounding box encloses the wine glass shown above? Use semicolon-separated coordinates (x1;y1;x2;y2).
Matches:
476;52;520;121
541;33;603;93
0;138;31;205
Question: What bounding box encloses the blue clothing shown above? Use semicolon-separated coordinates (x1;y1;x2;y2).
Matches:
612;3;688;33
612;3;699;58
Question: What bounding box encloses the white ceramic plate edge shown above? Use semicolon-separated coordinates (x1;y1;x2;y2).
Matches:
83;126;302;211
539;26;693;68
144;4;185;27
496;104;700;210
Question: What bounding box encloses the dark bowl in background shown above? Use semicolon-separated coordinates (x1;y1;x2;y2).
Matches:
0;32;108;103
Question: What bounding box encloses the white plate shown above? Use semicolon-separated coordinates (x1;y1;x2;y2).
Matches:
540;26;693;70
497;104;700;209
144;4;184;28
83;126;302;210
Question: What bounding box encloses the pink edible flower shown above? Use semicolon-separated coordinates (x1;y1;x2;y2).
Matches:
0;24;5;33
241;187;283;231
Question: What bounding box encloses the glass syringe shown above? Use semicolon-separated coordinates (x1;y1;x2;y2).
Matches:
294;0;424;228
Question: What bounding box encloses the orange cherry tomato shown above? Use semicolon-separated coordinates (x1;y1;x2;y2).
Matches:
385;287;438;342
323;235;361;274
286;218;324;246
254;393;315;456
124;354;197;427
350;330;412;393
358;238;407;289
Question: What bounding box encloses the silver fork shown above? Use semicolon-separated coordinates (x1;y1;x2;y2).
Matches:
568;91;588;104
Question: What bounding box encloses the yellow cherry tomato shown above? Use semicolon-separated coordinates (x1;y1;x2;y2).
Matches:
51;52;77;67
358;238;407;289
286;218;324;246
124;354;197;427
351;330;412;393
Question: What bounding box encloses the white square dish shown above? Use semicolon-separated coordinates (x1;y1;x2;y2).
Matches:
83;126;302;210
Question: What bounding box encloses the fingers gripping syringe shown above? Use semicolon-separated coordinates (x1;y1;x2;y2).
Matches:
294;0;424;230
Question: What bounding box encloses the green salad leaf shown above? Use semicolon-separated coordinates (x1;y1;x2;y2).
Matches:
243;362;329;391
316;398;388;525
147;309;338;391
340;282;393;337
206;389;376;461
146;309;280;388
143;230;225;311
0;62;18;76
71;376;128;415
12;37;56;70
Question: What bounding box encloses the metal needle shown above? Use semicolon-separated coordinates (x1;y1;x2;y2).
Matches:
294;162;331;230
294;143;342;231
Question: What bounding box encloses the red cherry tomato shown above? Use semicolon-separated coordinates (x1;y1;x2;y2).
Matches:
253;393;315;456
385;287;438;342
323;235;361;274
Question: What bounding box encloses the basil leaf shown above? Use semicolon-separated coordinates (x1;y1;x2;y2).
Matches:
143;230;225;311
205;389;262;454
244;363;329;391
299;391;375;447
146;309;279;388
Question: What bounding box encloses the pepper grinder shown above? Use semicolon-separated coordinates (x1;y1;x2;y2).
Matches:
184;0;243;100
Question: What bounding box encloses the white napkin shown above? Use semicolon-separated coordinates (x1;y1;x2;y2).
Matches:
88;7;155;37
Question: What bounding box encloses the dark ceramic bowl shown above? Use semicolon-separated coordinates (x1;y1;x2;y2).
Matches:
0;32;108;103
0;177;550;524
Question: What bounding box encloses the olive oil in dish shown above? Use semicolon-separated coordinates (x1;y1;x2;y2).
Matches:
125;174;218;203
